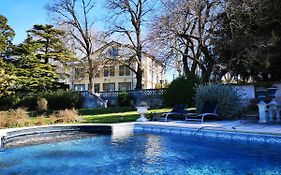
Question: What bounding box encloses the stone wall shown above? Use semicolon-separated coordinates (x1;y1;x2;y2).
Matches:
230;82;281;106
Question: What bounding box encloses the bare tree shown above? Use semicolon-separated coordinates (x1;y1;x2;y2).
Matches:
106;0;156;90
46;0;98;92
149;0;222;83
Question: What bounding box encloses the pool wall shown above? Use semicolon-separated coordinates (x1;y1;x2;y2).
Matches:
1;122;281;148
0;124;134;148
134;123;281;145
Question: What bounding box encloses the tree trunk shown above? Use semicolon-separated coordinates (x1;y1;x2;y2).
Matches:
87;56;93;92
201;68;212;83
182;49;196;78
135;63;143;90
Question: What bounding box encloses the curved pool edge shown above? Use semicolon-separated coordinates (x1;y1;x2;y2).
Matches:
0;123;135;148
1;122;281;148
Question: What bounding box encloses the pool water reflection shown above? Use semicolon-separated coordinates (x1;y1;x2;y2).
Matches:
0;132;281;175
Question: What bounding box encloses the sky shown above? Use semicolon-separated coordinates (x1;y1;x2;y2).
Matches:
0;0;106;44
0;0;49;44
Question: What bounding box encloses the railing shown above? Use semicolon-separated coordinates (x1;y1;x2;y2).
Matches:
100;88;167;98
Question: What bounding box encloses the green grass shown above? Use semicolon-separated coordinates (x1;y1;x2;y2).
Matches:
79;106;135;115
82;108;171;123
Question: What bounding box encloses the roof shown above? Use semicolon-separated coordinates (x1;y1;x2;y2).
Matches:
91;40;164;66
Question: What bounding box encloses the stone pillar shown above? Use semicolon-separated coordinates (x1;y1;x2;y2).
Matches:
267;87;279;122
258;101;267;123
268;100;278;122
276;107;281;122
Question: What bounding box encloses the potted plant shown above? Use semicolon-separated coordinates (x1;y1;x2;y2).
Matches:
136;101;149;122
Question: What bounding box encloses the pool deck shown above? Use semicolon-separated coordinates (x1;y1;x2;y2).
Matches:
138;120;281;136
1;120;281;136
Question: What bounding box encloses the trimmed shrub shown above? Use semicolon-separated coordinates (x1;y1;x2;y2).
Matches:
37;98;48;113
45;90;83;110
3;90;83;111
0;94;21;110
195;84;243;118
18;95;38;111
118;92;135;107
163;76;200;107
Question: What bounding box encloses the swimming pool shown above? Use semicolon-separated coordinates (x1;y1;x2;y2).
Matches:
1;131;281;175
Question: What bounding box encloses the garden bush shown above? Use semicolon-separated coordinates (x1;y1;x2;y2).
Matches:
35;115;47;125
48;113;59;124
0;94;21;110
57;108;79;123
45;90;83;110
4;108;30;128
195;84;243;118
163;76;200;107
1;90;83;111
18;95;39;111
118;91;135;107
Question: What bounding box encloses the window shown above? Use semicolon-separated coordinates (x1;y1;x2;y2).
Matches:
74;68;83;75
118;82;131;91
94;83;100;93
103;83;115;92
74;68;85;80
73;84;85;91
107;47;119;57
104;65;115;77
119;65;131;76
95;71;100;77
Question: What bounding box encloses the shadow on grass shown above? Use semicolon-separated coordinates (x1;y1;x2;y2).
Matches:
82;108;171;123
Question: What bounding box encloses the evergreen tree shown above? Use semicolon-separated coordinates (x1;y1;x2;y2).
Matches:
0;15;16;97
0;59;17;97
27;24;73;64
0;15;14;57
11;36;60;92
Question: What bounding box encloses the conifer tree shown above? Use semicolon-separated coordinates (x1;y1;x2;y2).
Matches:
0;15;16;97
27;24;73;64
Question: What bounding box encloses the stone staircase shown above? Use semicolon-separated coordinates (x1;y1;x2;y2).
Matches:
80;91;107;108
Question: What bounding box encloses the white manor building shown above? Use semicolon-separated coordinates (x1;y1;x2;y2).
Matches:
62;41;165;93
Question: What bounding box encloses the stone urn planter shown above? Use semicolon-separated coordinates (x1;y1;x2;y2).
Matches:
257;90;267;102
136;102;149;122
267;87;278;99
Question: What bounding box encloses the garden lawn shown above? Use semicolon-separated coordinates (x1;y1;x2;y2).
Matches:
82;108;171;123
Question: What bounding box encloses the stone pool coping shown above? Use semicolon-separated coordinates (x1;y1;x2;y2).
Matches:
1;120;281;147
137;120;281;136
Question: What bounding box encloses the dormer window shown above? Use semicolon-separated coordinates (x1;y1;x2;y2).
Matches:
107;47;119;57
104;65;115;77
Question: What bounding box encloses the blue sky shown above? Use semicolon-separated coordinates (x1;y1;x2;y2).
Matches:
0;0;49;44
0;0;106;44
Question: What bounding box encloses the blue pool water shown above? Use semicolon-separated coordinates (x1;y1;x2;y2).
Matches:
0;132;281;175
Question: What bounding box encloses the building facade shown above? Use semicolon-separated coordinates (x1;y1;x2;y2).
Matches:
66;42;165;93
